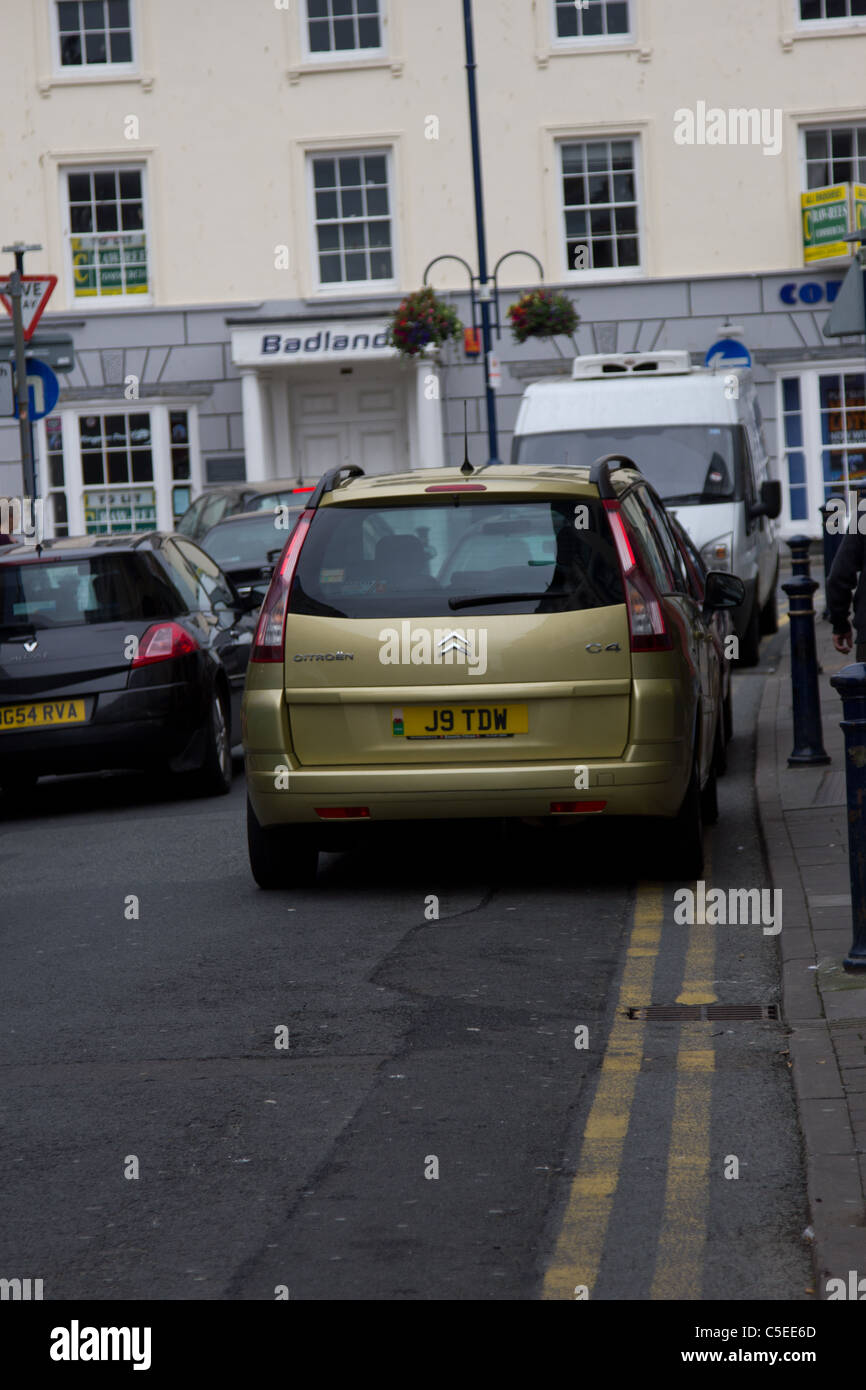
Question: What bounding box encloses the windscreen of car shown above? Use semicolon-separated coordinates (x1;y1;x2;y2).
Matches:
203;513;300;568
0;554;184;631
289;499;624;619
512;426;746;504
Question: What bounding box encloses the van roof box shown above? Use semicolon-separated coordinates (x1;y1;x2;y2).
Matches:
571;351;693;379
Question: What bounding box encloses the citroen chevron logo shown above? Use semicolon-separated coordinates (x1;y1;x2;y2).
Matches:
379;621;488;676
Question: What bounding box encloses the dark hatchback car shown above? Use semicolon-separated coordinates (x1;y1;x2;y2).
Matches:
177;480;316;542
200;508;303;598
0;533;258;798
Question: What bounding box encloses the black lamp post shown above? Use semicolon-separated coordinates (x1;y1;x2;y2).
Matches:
421;1;545;467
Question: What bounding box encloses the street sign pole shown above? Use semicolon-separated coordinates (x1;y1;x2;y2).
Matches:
462;0;501;465
2;242;43;501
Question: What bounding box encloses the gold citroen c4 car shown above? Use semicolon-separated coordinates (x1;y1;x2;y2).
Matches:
241;458;744;888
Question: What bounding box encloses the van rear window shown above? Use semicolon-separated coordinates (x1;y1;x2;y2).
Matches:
512;426;746;504
288;499;624;619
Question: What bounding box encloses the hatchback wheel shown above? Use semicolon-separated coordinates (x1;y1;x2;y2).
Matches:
247;796;318;889
723;685;733;745
737;594;761;668
190;691;232;797
661;752;704;880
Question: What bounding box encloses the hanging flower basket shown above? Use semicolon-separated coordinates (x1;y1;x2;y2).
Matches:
386;287;463;359
507;288;579;352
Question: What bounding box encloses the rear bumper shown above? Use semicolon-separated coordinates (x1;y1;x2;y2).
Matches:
0;682;207;780
245;748;690;826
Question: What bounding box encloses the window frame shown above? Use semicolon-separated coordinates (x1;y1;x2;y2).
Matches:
556;133;644;282
60;160;151;308
306;145;398;296
299;0;386;64
36;402;201;538
795;0;866;31
774;363;866;535
550;0;633;48
799;118;866;191
49;0;139;78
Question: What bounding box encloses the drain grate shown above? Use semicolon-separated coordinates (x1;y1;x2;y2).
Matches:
627;1004;780;1021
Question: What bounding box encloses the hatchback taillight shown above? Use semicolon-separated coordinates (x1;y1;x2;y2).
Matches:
251;510;314;662
603;500;672;653
132;621;199;666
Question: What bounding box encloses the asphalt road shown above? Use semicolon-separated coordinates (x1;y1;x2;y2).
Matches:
0;627;814;1300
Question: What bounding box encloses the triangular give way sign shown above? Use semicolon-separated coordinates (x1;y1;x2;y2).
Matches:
0;274;57;341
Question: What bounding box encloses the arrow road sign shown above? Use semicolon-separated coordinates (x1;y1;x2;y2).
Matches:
704;337;752;369
0;274;57;341
0;362;13;416
12;358;60;422
823;259;865;337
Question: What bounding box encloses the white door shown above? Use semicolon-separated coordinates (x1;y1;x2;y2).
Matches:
291;369;407;479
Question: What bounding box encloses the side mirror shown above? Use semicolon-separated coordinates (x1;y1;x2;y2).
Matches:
760;479;782;520
704;570;746;611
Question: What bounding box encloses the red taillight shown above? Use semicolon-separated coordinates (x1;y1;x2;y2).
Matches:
132;621;198;667
251;510;314;662
550;801;607;814
315;807;371;819
603;500;672;653
291;486;316;493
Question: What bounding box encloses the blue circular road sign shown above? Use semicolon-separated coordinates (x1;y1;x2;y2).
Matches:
704;338;752;370
13;357;60;421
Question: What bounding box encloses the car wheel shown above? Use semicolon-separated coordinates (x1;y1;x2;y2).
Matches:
661;751;704;880
701;746;720;824
0;773;38;799
247;796;318;889
759;583;778;635
737;593;761;668
190;690;233;797
712;701;728;778
723;685;733;745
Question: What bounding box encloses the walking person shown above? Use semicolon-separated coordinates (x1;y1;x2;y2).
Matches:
827;526;866;659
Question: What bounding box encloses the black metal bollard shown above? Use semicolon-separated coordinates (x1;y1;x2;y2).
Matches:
787;534;812;578
828;664;866;971
782;575;830;766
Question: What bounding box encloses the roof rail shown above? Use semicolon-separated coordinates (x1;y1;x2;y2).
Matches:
589;454;640;500
306;464;365;510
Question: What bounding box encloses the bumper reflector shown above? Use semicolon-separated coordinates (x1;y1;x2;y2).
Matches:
315;807;371;819
549;801;607;814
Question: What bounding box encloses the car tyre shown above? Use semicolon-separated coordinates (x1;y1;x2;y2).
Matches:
723;685;733;745
712;701;727;778
247;796;318;889
0;772;38;800
661;750;704;880
737;592;761;668
759;582;778;635
190;690;233;797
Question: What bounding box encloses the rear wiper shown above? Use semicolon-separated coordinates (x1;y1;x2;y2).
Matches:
449;590;567;610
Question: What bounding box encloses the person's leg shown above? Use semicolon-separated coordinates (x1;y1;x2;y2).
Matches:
856;643;866;661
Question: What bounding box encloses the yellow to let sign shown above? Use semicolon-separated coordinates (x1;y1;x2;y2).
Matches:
802;184;852;263
0;700;87;731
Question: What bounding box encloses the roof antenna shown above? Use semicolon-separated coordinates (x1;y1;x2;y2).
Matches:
460;400;473;475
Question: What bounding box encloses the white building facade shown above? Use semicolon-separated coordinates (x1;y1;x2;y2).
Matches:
0;0;864;540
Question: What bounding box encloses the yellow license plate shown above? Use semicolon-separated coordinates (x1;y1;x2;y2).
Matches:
393;704;528;738
0;700;87;732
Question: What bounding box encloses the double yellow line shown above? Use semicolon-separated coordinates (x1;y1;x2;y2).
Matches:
542;858;716;1300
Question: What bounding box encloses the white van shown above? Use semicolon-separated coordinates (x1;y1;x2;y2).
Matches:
511;351;782;665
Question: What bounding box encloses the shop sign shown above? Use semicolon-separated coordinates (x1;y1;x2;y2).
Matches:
84;487;156;534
